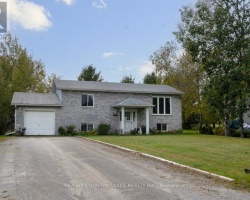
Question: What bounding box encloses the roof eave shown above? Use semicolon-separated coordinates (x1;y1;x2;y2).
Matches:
57;87;183;95
11;103;63;107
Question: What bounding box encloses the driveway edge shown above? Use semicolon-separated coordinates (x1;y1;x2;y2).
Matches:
78;136;234;182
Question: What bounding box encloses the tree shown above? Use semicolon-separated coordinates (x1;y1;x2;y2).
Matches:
120;75;135;83
150;42;207;130
46;73;62;93
175;0;250;137
143;72;157;84
77;65;103;82
0;33;48;134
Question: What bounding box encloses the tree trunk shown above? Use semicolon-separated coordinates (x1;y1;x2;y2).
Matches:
239;115;244;138
199;113;203;134
224;115;230;136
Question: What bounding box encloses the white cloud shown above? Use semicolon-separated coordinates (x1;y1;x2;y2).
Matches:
9;0;52;31
102;52;115;58
138;61;155;77
59;0;75;6
118;65;132;71
92;0;107;9
102;51;124;58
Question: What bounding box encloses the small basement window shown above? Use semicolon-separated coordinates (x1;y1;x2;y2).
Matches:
81;123;94;131
157;124;168;132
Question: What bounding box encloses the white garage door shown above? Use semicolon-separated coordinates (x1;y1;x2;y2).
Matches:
24;111;55;135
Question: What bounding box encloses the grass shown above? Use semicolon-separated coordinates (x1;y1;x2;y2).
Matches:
87;131;250;191
0;135;8;142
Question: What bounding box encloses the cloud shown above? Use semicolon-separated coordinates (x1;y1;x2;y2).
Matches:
118;66;132;71
138;61;155;76
102;52;115;58
92;0;107;9
59;0;75;6
9;0;52;31
102;51;124;58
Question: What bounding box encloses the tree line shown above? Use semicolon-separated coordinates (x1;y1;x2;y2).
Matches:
1;0;250;137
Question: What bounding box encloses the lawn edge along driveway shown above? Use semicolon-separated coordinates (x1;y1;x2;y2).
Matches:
78;136;234;182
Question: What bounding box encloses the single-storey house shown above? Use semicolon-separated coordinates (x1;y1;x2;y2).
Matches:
11;80;183;135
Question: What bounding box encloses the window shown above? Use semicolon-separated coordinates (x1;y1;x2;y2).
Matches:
82;94;94;107
157;124;168;132
81;123;94;131
152;97;171;115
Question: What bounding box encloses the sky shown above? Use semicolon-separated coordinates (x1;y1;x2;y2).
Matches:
8;0;195;83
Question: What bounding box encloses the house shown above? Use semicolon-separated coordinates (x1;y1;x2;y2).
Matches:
11;80;183;135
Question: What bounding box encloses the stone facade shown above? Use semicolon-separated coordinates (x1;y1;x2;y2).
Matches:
14;90;182;134
56;90;182;133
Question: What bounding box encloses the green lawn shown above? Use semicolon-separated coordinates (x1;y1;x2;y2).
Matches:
88;132;250;190
0;135;7;142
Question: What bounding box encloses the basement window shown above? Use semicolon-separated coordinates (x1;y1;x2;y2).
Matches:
157;123;168;132
81;123;94;131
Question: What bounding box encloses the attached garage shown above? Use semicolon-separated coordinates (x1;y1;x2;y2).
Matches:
11;92;62;136
24;110;55;135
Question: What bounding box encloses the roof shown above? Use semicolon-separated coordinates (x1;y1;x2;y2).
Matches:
113;98;154;108
54;79;183;95
11;92;62;107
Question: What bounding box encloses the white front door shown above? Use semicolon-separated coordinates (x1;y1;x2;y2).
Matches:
123;110;137;133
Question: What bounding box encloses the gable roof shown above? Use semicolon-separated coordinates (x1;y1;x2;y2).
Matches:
11;92;62;107
54;80;183;95
113;98;154;108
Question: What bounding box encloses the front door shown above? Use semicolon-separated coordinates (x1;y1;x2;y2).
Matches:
123;110;137;132
124;111;133;132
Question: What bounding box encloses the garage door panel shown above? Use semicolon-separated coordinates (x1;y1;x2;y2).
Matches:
24;111;55;135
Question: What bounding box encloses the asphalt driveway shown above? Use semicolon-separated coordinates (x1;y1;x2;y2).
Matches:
0;137;249;200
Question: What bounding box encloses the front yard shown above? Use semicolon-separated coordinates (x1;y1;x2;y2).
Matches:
0;135;7;142
88;132;250;190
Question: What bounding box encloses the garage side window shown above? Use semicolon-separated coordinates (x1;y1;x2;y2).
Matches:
81;123;94;131
82;94;94;107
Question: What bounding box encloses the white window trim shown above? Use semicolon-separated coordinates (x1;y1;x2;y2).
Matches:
157;123;168;132
152;96;172;115
80;123;94;131
81;94;95;107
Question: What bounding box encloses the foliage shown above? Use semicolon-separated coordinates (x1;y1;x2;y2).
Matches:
77;130;98;136
58;126;66;136
120;74;135;83
96;123;111;135
175;0;250;136
0;33;48;134
143;72;157;84
213;127;225;136
150;42;206;130
130;129;137;135
200;126;214;135
65;125;77;136
77;64;104;82
58;125;76;136
45;73;62;92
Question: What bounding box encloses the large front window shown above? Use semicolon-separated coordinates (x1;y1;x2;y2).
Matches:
82;94;94;107
153;97;171;115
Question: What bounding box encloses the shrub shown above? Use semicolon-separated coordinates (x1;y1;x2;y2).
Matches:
66;125;77;136
149;128;157;135
97;123;111;135
231;129;240;137
213;127;225;136
58;126;66;136
141;125;146;134
201;126;214;135
77;130;98;136
130;129;137;135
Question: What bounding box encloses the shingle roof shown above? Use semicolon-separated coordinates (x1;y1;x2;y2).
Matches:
113;98;154;108
11;92;62;107
54;80;183;95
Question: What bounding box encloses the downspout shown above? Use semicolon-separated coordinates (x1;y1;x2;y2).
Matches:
15;105;16;131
